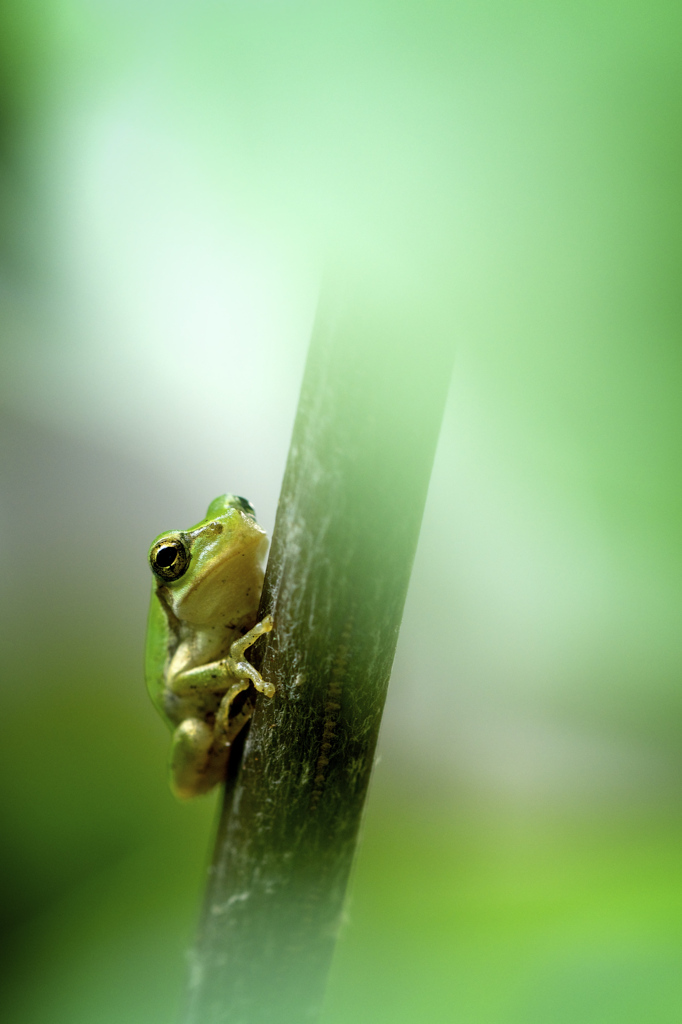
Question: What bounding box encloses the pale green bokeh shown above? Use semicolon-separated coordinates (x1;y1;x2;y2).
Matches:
1;1;681;1022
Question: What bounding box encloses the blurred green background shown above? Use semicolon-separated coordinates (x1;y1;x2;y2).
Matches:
1;1;682;1022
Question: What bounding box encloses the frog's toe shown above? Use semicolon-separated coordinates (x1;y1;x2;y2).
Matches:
260;679;275;699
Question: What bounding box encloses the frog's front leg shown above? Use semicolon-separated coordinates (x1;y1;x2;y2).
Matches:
229;614;273;662
226;614;275;697
211;617;275;761
169;615;275;699
211;617;275;741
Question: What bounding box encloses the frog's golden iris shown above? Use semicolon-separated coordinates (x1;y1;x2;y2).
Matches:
149;537;190;582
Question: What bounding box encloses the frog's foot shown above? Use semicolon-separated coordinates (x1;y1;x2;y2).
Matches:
225;656;275;699
214;680;254;743
170;718;228;799
227;614;275;698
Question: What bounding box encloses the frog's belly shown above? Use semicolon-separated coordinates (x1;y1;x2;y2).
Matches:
162;628;243;727
163;689;222;727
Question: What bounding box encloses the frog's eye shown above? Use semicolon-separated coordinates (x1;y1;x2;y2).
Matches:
233;495;256;517
149;538;190;582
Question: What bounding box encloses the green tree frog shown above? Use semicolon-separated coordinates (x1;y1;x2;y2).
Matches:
145;494;274;799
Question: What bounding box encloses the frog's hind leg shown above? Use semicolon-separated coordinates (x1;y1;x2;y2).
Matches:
214;680;255;749
170;683;257;799
169;718;228;799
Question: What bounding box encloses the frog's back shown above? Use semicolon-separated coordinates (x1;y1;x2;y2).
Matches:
145;588;174;728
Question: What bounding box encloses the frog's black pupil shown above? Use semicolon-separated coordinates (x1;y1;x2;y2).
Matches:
156;546;178;568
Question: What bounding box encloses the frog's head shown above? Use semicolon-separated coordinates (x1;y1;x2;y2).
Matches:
148;494;268;626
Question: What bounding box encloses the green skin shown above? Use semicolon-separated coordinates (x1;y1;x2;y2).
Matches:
145;495;274;799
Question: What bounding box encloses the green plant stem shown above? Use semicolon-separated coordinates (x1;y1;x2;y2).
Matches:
183;282;455;1024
